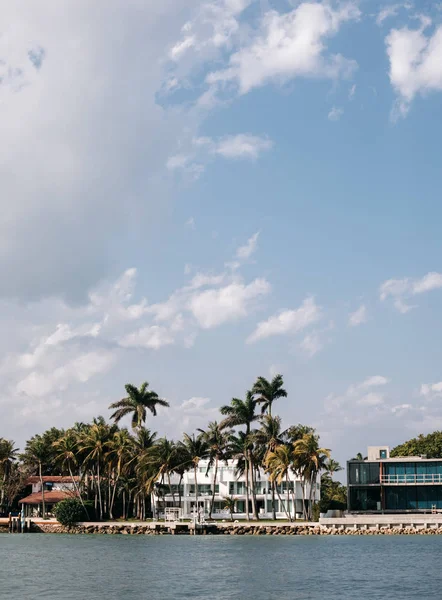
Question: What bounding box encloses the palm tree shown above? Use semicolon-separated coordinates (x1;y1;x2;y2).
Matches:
252;374;287;416
352;452;366;461
324;458;342;479
223;496;235;521
254;415;284;520
265;444;294;521
228;431;251;521
109;382;169;430
220;391;259;519
53;432;89;518
198;422;231;519
180;433;209;526
105;428;136;518
0;439;19;510
293;433;330;520
24;436;49;518
78;422;110;519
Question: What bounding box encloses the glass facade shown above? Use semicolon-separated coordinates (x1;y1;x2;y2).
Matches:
349;487;381;511
348;462;380;485
349;460;442;512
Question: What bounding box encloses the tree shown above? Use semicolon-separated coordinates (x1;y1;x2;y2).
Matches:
223;496;235;521
54;498;87;527
53;431;89;518
0;439;19;510
78;422;111;520
252;374;287;416
220;391;259;520
391;431;442;458
109;382;169;430
293;433;330;520
23;436;50;518
324;458;343;479
180;433;209;524
265;444;294;521
198;422;231;519
105;428;136;518
351;452;367;461
254;415;284;520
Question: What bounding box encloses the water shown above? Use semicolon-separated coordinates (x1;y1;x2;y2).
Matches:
1;534;441;599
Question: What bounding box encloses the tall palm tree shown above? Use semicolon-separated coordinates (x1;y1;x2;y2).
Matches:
105;428;136;518
0;439;19;510
78;422;110;519
198;422;232;519
24;436;49;518
252;374;287;416
228;431;251;521
324;458;342;479
265;444;294;521
52;432;89;517
220;391;259;519
293;433;330;520
179;433;209;526
254;415;284;520
109;382;169;430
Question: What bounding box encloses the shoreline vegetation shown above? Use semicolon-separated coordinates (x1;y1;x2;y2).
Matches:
0;374;346;523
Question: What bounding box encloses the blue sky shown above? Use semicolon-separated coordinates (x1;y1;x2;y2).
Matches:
2;0;442;469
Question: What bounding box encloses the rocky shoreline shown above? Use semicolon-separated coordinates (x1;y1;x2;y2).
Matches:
15;522;442;536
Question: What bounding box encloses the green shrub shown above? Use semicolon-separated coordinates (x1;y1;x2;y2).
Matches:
54;498;89;527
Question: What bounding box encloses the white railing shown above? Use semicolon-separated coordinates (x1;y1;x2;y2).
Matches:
381;474;442;485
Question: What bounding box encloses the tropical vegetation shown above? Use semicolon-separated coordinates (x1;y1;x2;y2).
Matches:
0;376;338;521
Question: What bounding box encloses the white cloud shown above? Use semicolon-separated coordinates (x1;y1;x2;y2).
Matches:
348;83;356;99
328;106;344;121
348;304;367;327
300;332;323;357
213;135;273;159
247;296;322;343
186;217;196;229
0;1;202;302
421;381;442;399
167;134;273;179
236;231;260;260
386;19;442;118
358;375;390;389
206;1;360;95
324;375;391;419
189;278;270;329
376;4;402;26
380;271;442;311
120;326;176;350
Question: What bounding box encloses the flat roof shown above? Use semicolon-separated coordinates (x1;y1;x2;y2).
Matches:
349;457;442;463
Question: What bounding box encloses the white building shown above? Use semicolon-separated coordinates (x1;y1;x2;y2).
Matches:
152;460;319;520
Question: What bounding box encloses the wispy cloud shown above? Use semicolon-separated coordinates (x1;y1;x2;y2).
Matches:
380;271;442;312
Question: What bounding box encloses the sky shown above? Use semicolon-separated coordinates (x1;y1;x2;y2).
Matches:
2;0;442;471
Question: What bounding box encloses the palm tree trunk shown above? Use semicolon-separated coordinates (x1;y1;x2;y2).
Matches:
271;480;277;520
249;456;258;520
209;457;218;520
69;464;89;520
244;458;250;521
275;483;290;521
39;461;46;519
109;475;120;520
167;473;175;507
286;472;292;522
123;490;126;520
194;465;198;521
178;473;183;516
97;460;103;520
301;482;307;520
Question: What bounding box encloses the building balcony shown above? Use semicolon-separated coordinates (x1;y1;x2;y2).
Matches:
381;474;442;485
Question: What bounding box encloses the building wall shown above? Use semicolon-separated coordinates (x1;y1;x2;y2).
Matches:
152;459;318;518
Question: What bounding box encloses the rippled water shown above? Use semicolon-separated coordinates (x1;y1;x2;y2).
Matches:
1;534;441;599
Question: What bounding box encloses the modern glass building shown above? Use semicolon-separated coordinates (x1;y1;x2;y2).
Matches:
348;446;442;513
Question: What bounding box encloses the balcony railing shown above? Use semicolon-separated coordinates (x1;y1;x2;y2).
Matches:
381;474;442;485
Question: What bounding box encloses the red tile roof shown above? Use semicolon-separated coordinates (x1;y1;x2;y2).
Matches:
25;476;79;485
19;490;79;505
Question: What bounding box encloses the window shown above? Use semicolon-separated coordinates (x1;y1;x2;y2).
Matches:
380;449;387;459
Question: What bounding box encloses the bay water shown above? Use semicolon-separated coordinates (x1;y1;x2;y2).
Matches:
1;534;441;599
